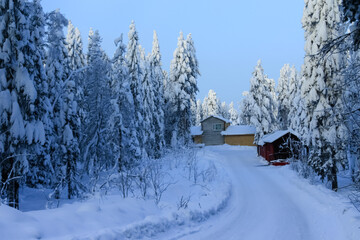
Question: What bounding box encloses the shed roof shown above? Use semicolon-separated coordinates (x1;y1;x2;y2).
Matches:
221;125;256;136
201;115;231;124
190;126;203;136
258;130;300;146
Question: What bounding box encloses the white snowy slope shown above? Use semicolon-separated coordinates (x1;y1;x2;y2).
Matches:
159;146;360;240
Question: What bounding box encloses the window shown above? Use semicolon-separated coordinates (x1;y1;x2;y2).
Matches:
213;123;222;131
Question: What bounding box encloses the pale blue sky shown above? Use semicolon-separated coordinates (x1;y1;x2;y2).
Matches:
42;0;305;106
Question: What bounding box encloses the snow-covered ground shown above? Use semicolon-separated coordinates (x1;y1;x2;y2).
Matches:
1;145;360;240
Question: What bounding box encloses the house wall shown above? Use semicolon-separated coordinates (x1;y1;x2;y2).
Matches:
193;135;202;144
201;117;225;145
224;135;256;146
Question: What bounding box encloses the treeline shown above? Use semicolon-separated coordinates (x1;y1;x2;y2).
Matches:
0;0;199;208
240;0;360;191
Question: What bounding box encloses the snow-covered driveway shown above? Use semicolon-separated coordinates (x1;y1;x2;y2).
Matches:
161;146;360;240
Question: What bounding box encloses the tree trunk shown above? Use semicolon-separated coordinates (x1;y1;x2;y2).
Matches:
331;164;338;192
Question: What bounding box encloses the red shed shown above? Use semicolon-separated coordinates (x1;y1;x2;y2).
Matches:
257;130;300;162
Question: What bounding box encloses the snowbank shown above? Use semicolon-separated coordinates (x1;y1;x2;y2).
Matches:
0;148;231;240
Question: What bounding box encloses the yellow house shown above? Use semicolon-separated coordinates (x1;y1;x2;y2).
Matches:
190;116;256;146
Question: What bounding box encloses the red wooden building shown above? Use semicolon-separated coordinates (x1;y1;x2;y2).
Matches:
257;130;300;162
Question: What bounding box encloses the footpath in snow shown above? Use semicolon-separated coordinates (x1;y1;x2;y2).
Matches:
159;145;360;240
2;145;360;240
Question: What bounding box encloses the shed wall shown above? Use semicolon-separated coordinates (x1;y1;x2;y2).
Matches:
224;135;256;146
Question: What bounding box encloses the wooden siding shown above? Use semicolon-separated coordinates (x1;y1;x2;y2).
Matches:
201;117;225;145
224;135;256;146
193;135;202;144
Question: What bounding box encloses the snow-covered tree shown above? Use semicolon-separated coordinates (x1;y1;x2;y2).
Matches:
202;89;220;118
125;21;145;158
228;102;239;125
82;29;112;179
288;66;305;136
247;60;277;143
149;31;165;158
185;33;200;103
195;99;203;125
0;0;48;208
165;31;196;146
301;0;347;190
277;64;291;130
220;101;230;120
239;91;251;125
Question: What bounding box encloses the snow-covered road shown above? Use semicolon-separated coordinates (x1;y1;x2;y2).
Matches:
161;146;360;240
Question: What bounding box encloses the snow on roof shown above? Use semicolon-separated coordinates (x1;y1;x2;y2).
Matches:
190;126;203;136
201;115;231;124
221;125;256;136
258;130;300;146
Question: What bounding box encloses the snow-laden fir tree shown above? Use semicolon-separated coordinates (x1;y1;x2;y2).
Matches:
220;101;230;120
301;0;347;190
82;29;112;180
239;91;251;125
149;31;165;158
288;66;306;136
195;99;203;125
0;0;47;208
109;34;141;197
125;21;145;157
165;31;197;146
202;89;220;118
228;102;239;125
247;60;277;143
139;45;155;158
46;10;82;199
185;33;200;103
277;64;291;130
24;0;52;188
190;99;197;126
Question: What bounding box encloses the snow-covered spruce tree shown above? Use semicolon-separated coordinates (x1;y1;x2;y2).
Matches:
82;29;112;182
125;21;146;158
109;33;141;197
195;99;203;125
166;32;198;146
0;0;48;208
228;102;239;125
139;45;156;159
46;10;82;199
185;33;200;103
24;0;52;188
202;89;220;118
301;0;347;190
288;66;306;136
149;31;165;158
248;60;277;143
239;91;251;125
220;101;230;120
190;99;197;126
277;64;291;130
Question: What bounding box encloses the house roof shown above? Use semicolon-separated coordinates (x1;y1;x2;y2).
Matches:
201;115;231;124
221;125;256;136
190;126;203;136
258;130;300;146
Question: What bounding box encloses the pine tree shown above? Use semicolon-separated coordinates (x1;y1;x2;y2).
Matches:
220;101;230;120
277;64;291;130
149;31;165;158
185;33;200;103
247;60;277;143
301;0;347;190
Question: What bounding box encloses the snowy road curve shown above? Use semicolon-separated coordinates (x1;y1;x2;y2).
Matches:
160;146;360;240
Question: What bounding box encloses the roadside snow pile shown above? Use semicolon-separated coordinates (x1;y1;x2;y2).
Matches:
0;147;231;240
